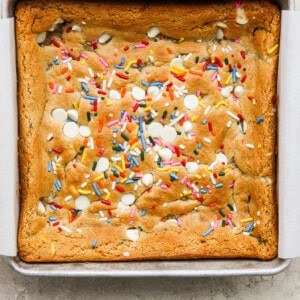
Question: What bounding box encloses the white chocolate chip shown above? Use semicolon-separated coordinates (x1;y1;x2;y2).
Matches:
132;86;146;101
96;157;110;172
234;85;244;97
75;195;90;210
67;109;78;122
236;7;248;25
158;148;173;161
221;86;233;98
126;229;140;242
216;152;228;165
36;32;47;44
216;28;224;40
109;89;121;100
121;193;136;206
79;125;91;137
38;201;46;213
63;122;79;138
48;17;64;32
170;57;184;69
147;26;160;38
216;21;228;28
147;122;163;138
99;33;112;44
186;162;199;174
183;121;193;132
142;173;154;186
118;201;129;213
147;86;160;99
71;25;82;32
52;108;67;122
183;94;198;110
160;126;177;142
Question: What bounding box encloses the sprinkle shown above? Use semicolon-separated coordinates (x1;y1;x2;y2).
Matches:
215;100;229;109
215;183;223;188
202;227;214;237
245;222;255;232
267;44;279;55
226;111;240;121
245;143;255;149
99;56;108;67
92;239;98;248
227;203;234;211
240;217;254;223
219;209;225;217
256;116;264;124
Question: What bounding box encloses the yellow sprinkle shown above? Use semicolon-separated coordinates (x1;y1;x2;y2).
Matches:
106;101;113;106
197;96;202;100
224;168;230;173
125;59;138;72
144;106;152;112
130;142;139;150
104;192;111;200
198;102;206;109
156;166;171;172
51;242;56;255
211;58;215;64
81;148;87;163
240;217;254;223
191;116;197;122
94;175;104;181
170;64;188;74
171;168;179;172
56;163;62;168
81;59;86;65
111;163;123;172
121;177;128;183
195;174;202;180
215;100;229;109
78;189;91;195
149;49;154;55
258;144;262;148
100;73;103;80
267;44;279;54
73;102;79;110
225;73;232;85
180;193;183;197
133;126;139;135
121;155;125;170
178;37;185;43
70;185;77;195
183;190;192;196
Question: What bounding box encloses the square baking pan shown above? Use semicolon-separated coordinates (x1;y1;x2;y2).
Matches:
1;0;293;277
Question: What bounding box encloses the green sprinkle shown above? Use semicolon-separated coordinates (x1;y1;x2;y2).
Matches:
174;106;178;110
176;131;182;135
94;112;98;117
121;132;129;141
87;111;91;122
243;68;247;71
258;238;263;244
113;171;119;177
104;171;108;179
80;145;85;151
139;103;146;107
218;209;225;217
195;56;199;64
227;203;234;211
101;97;105;100
149;136;155;146
141;151;145;161
222;220;226;227
219;171;225;176
162;110;168;119
193;149;199;155
157;157;161;166
112;146;120;151
92;161;97;171
145;117;154;125
125;71;129;74
224;57;229;65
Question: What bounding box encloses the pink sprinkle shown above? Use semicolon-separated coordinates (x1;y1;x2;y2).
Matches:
177;217;182;227
235;39;240;44
130;207;136;217
107;119;119;127
99;56;108;67
180;175;187;184
159;118;165;124
211;71;218;82
217;86;222;91
171;162;181;166
190;132;196;137
90;81;96;85
160;184;168;189
120;111;128;125
134;44;146;49
135;174;144;178
153;138;162;146
232;94;238;102
236;0;242;8
92;39;98;45
52;84;57;94
206;184;211;189
229;183;235;188
103;70;108;75
213;220;219;230
186;182;192;189
184;113;188;121
129;220;134;225
227;218;233;226
208;189;212;194
196;90;201;97
162;160;173;165
132;100;138;108
99;148;105;155
62;55;68;60
81;53;88;59
166;143;176;153
228;213;232;219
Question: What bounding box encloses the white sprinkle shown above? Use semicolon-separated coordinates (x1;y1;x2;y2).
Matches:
88;68;94;77
155;178;163;186
99;33;112;44
81;182;87;188
67;62;72;71
183;53;192;61
47;133;54;141
85;174;90;179
38;201;46;213
121;122;127;132
60;225;72;234
134;184;138;191
210;173;216;185
148;55;154;63
204;137;211;143
226;110;240;121
191;183;199;192
89;137;94;150
103;188;109;194
100;217;108;222
179;144;185;150
227;121;232;128
102;79;107;91
63;57;72;64
204;105;212;115
257;211;261;216
242;120;248;134
212;44;217;51
245;143;255;149
162;203;168;207
227;45;233;51
165;102;170;107
111;181;116;190
169;113;185;126
99;211;104;218
208;160;218;171
123;251;130;257
51;161;57;174
58;85;63;94
64;195;73;202
72;25;82;32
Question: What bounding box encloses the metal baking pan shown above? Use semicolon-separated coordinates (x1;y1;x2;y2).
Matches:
1;0;294;277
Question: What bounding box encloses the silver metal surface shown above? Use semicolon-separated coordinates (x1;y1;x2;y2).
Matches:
2;0;294;277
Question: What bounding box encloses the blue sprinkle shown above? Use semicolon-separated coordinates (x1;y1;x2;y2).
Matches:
206;65;218;71
82;94;98;101
245;222;255;232
202;227;214;237
127;154;132;161
215;183;224;189
47;161;52;172
49;217;57;222
141;210;147;216
112;140;117;145
202;58;207;62
121;57;125;64
50;205;57;211
139;115;144;133
141;80;149;87
48;149;52;153
170;113;175;119
53;58;59;65
118;144;125;150
140;134;147;150
129;160;134;169
132;156;140;167
202;119;207;125
54;180;61;191
232;66;237;83
125;179;135;184
149;81;163;87
92;182;101;197
159;162;165;168
200;189;207;194
256;116;264;124
81;82;89;93
110;167;117;172
170;173;179;180
131;115;137;121
197;143;202;149
114;64;124;69
106;219;112;224
115;180;120;184
92;239;98;248
113;128;118;133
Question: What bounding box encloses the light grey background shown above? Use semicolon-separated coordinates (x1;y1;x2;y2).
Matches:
1;2;299;299
0;256;300;299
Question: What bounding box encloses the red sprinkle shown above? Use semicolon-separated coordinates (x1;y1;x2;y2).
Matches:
237;63;242;69
237;113;244;121
58;227;63;232
116;73;129;80
98;90;107;95
51;39;60;48
116;185;125;193
241;75;247;83
66;75;71;81
124;46;129;51
240;50;246;59
66;27;72;33
136;58;142;67
214;56;223;68
174;146;180;157
101;199;111;206
208;121;213;132
53;221;59;227
202;59;211;71
108;209;113;216
52;147;63;154
141;40;149;46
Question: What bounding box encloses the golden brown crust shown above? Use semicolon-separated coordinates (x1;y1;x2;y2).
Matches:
16;0;280;262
